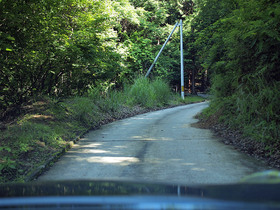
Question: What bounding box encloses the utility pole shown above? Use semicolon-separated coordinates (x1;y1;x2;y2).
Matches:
145;20;185;99
180;19;184;99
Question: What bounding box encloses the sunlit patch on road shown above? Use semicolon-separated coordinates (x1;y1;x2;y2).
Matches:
87;156;140;166
191;168;206;172
182;163;196;166
83;149;108;154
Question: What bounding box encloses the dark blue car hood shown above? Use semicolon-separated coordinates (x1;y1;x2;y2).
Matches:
1;179;280;209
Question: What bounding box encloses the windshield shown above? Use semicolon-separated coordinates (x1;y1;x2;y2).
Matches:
0;0;279;195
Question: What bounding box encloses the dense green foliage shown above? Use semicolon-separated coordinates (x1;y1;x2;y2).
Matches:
192;0;280;146
0;0;197;113
0;0;135;110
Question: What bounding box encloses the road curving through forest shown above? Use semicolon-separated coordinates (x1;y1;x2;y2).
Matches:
38;102;270;184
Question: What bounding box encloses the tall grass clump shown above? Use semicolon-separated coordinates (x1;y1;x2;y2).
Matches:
87;86;127;113
151;79;173;105
64;96;100;127
100;91;127;113
127;77;173;108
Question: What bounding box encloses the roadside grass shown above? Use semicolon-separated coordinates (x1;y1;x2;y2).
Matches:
197;89;280;166
0;77;205;183
182;95;206;104
127;77;174;108
196;98;280;169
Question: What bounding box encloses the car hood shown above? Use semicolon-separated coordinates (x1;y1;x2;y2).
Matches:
1;178;280;209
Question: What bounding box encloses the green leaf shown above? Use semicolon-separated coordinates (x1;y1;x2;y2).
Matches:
6;36;15;41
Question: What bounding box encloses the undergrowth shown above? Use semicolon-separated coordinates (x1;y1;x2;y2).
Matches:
0;77;205;183
200;80;280;153
127;77;173;107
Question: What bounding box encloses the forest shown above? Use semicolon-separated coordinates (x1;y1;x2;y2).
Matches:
0;0;197;112
0;0;280;181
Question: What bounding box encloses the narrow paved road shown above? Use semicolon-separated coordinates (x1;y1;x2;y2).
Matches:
38;102;269;184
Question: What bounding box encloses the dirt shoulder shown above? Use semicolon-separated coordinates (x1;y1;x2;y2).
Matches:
192;111;280;169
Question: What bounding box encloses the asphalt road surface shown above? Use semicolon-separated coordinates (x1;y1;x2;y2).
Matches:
38;102;270;184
